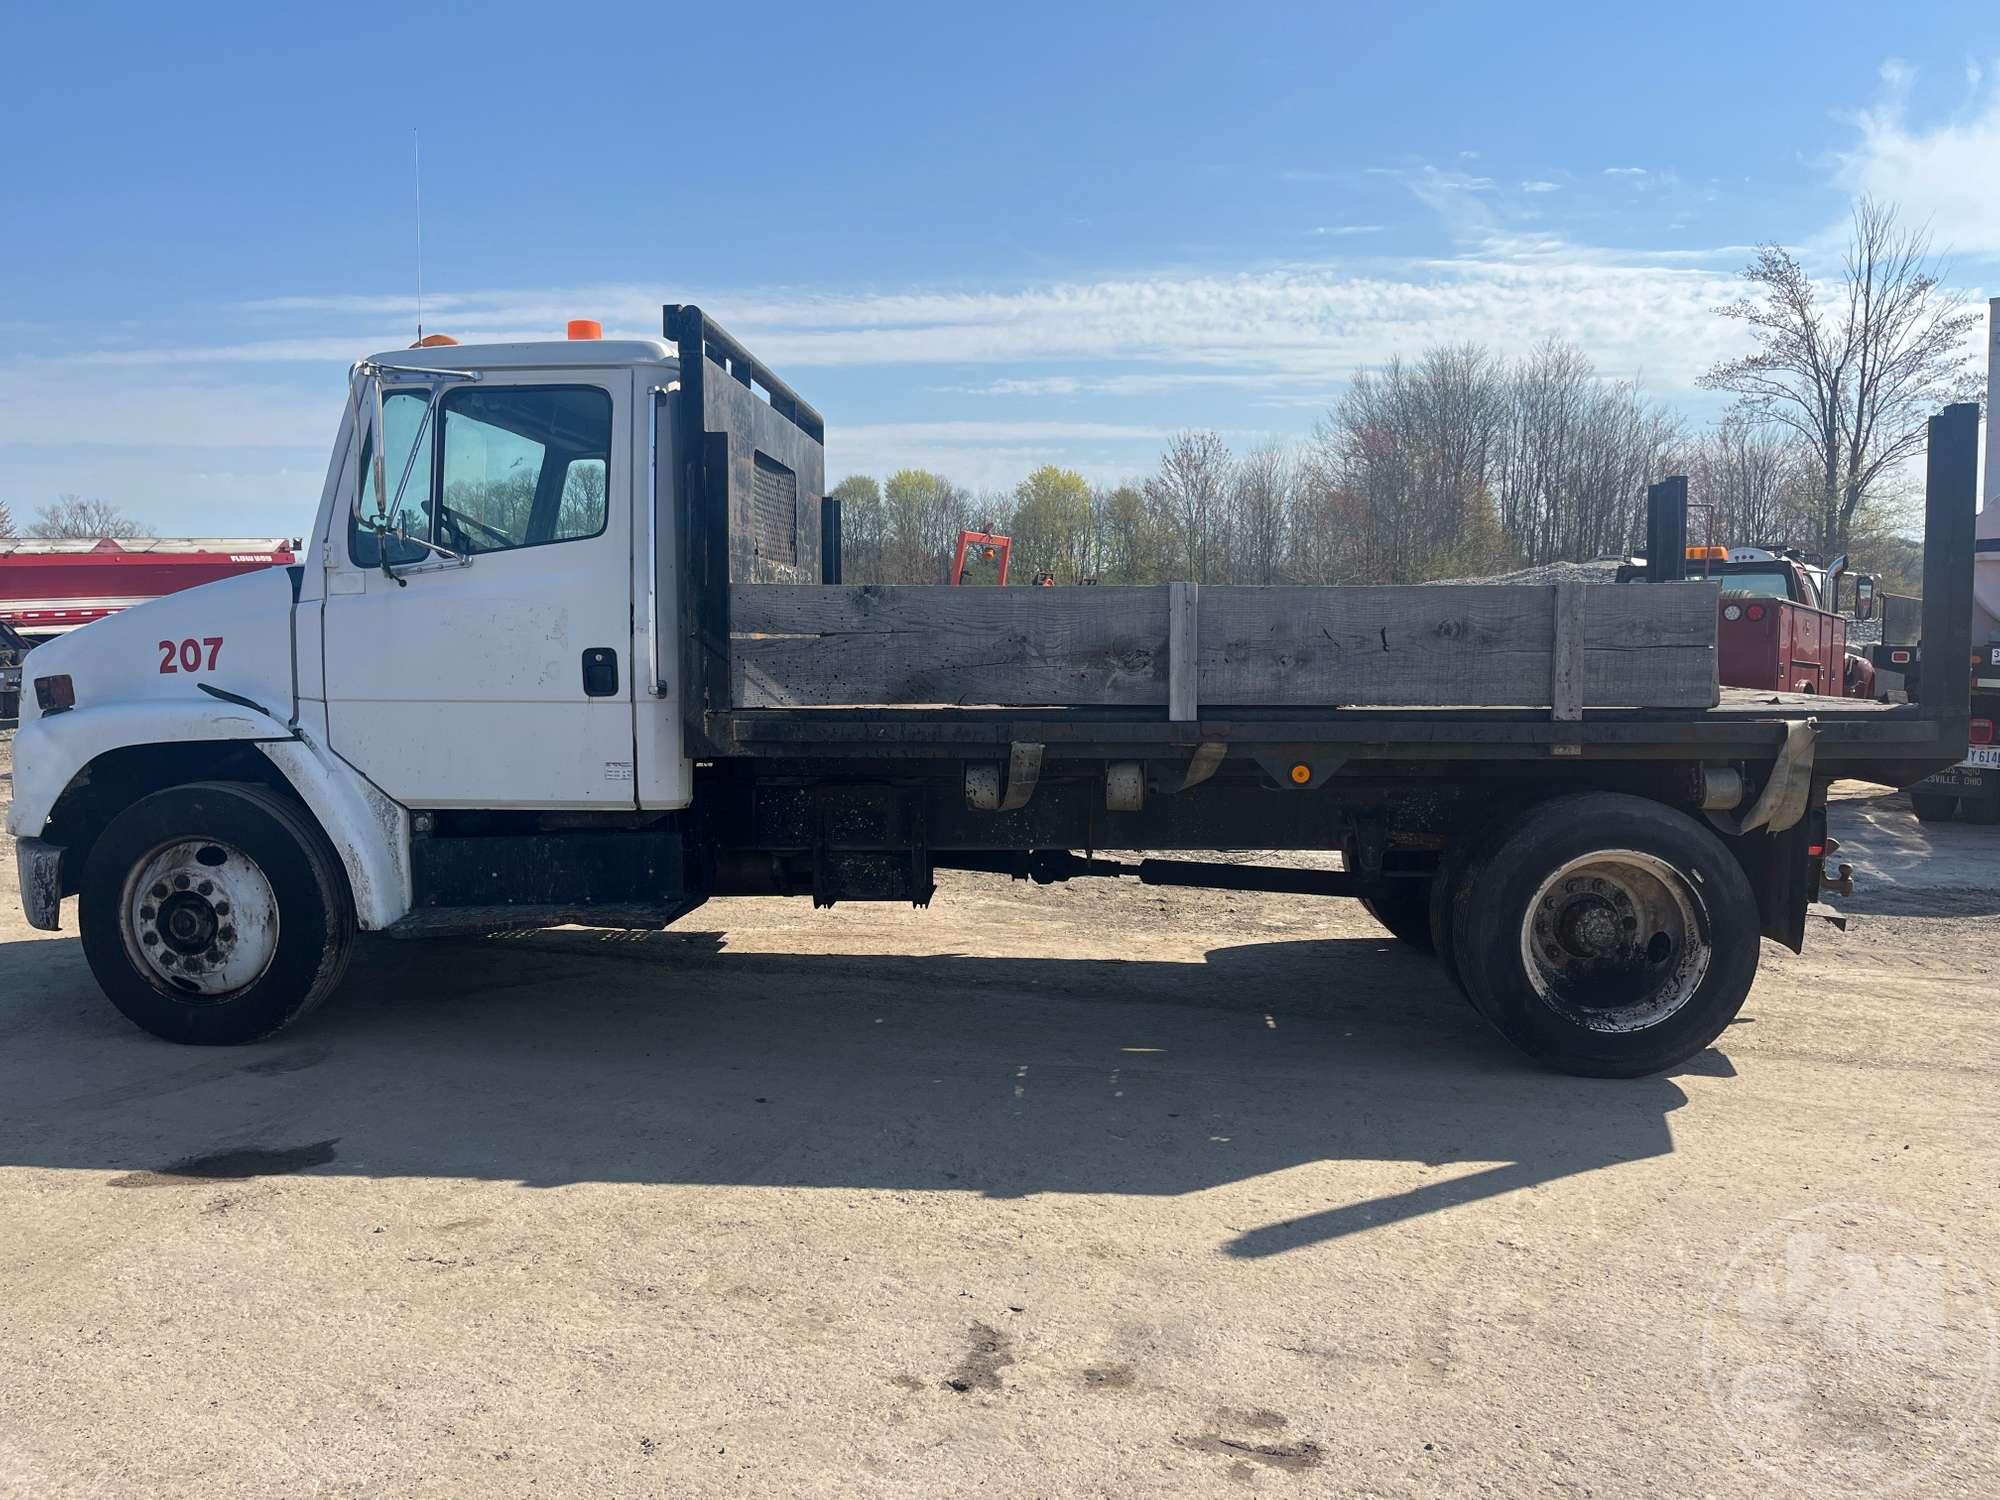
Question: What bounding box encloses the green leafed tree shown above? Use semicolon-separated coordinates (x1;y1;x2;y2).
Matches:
1007;465;1094;582
829;475;884;582
881;469;971;582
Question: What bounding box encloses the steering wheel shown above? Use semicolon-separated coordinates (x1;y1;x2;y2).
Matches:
438;504;513;552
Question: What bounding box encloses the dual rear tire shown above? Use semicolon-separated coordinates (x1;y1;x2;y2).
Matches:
1412;793;1759;1077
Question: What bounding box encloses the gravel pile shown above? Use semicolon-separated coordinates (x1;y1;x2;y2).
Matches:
1426;558;1627;587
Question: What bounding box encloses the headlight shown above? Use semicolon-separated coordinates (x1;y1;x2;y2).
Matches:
33;674;75;714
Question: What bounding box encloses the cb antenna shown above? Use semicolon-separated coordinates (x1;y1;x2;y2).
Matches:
413;130;424;343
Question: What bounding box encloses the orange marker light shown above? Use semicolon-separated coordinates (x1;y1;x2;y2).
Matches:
567;319;603;340
1289;763;1312;785
411;332;460;348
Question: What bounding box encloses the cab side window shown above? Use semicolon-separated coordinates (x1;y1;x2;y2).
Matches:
349;390;436;568
436;387;612;555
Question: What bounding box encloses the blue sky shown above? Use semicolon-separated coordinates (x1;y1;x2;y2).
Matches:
1;1;1994;535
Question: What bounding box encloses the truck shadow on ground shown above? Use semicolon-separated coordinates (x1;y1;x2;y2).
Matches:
0;926;1707;1258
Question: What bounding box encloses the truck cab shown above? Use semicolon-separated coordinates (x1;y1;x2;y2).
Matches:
7;325;712;1027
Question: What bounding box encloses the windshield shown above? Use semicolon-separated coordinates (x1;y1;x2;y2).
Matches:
1715;569;1796;602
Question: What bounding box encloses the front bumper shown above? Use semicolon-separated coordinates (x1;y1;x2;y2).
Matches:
16;838;63;931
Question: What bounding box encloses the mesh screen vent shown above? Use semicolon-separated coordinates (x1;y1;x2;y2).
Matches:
752;451;798;566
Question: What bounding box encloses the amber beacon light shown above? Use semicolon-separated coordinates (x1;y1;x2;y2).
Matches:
567;318;604;340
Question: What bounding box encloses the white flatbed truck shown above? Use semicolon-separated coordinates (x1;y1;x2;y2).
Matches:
6;309;1980;1075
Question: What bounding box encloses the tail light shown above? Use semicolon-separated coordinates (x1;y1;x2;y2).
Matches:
34;673;75;714
1745;603;1767;622
1972;718;1995;746
1890;649;1911;665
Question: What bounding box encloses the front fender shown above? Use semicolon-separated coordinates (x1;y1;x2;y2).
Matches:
255;738;412;929
6;700;413;931
5;699;288;838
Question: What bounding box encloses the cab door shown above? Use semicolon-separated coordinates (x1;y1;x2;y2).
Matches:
320;372;638;809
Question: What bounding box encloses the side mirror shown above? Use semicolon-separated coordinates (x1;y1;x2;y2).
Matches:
1856;575;1875;620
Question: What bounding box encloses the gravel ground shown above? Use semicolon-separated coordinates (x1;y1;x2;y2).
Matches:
1;728;1996;1498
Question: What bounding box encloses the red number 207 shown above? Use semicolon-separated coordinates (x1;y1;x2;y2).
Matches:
158;637;224;674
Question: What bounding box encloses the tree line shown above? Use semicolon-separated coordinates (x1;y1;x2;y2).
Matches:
834;200;1972;596
0;494;152;540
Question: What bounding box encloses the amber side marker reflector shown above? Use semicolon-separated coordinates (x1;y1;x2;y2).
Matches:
1289;763;1312;785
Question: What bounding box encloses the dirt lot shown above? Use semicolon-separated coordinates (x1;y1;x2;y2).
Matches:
2;727;1996;1498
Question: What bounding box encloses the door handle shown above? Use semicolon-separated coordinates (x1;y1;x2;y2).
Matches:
582;648;619;697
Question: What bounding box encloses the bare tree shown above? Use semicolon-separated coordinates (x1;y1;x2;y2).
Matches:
1306;345;1511;580
1700;198;1981;555
1145;431;1234;582
1684;420;1816;547
0;497;14;537
29;494;153;539
1228;444;1293;583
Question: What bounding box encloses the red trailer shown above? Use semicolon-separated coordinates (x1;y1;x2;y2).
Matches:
0;537;297;641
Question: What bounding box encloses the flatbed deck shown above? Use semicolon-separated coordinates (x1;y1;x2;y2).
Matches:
706;691;1936;762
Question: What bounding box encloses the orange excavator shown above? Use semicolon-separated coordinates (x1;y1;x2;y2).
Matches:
950;530;1013;585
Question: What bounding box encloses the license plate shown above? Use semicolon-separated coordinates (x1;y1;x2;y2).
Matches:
1963;746;2000;769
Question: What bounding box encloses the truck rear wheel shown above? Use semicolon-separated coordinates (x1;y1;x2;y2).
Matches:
1360;884;1434;951
79;781;355;1045
1910;792;1958;823
1451;793;1759;1077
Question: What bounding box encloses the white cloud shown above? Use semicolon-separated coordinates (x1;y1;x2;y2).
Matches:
40;248;1746;394
1603;166;1648;177
840;421;1167;445
1310;224;1386;237
1835;57;2000;257
1521;180;1561;194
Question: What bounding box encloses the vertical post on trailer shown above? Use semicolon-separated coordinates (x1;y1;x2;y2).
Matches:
821;496;842;586
1920;403;1978;721
1646;477;1688;583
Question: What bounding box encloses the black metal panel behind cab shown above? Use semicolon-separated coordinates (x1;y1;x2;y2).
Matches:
665;304;828;747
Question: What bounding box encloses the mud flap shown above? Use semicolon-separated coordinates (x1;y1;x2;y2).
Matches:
1722;802;1825;954
1707;718;1825;953
16;837;63;931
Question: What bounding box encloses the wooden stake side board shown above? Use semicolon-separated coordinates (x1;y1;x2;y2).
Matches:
728;582;1719;712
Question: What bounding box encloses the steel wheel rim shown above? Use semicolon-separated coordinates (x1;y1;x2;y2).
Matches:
121;837;280;1000
1518;848;1711;1033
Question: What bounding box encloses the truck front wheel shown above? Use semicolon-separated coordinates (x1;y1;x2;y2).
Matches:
79;781;356;1045
1451;794;1759;1077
